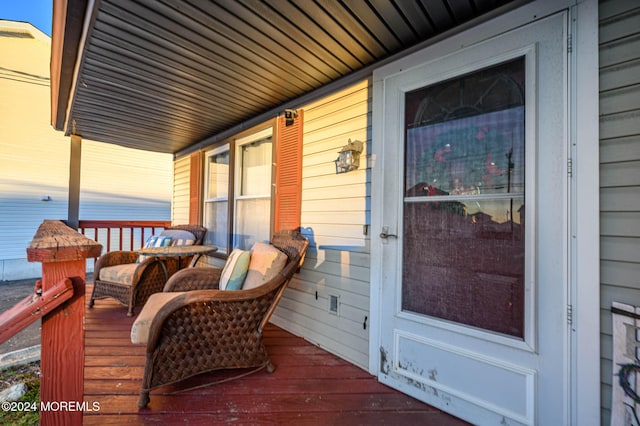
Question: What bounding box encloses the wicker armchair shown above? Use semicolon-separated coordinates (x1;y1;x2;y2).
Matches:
132;230;308;408
89;224;207;316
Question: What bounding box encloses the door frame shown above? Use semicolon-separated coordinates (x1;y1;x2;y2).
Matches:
369;0;599;424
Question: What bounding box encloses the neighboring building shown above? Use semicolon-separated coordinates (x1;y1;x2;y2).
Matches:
48;0;639;424
0;20;172;280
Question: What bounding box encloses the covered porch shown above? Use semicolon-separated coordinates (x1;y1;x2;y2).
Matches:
46;0;602;423
83;286;468;425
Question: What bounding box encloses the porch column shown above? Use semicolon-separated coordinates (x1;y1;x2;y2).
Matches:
27;220;102;426
68;134;81;229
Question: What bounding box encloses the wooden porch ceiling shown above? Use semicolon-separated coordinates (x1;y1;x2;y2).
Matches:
51;0;523;155
84;289;470;424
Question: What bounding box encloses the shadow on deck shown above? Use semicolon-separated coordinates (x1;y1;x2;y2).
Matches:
84;287;469;425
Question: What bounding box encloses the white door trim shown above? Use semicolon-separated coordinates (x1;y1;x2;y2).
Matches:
568;1;600;425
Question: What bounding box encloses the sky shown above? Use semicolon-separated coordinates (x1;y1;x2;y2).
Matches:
0;0;53;36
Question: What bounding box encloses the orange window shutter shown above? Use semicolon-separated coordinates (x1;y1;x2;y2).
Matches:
275;110;303;232
189;152;202;224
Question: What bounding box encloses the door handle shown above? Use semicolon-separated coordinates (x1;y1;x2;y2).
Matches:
379;226;398;240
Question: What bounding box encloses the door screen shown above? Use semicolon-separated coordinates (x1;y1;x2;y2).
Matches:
403;58;526;337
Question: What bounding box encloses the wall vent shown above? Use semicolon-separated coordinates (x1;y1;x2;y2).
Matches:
329;294;339;315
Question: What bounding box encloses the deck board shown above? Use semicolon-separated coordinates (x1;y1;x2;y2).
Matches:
83;289;469;425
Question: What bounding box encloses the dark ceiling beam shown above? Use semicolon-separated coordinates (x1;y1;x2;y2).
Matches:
50;0;89;131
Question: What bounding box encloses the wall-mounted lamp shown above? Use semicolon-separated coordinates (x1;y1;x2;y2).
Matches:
284;109;298;126
41;195;52;202
334;139;363;174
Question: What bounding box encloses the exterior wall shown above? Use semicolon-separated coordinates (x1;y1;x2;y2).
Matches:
172;154;192;225
271;80;372;370
598;0;640;423
0;22;69;280
171;80;373;368
78;141;172;220
0;21;172;281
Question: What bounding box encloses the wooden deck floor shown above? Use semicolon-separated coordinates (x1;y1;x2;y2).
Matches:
83;292;470;425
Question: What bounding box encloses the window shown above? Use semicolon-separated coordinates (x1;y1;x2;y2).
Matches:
203;127;274;254
203;146;230;252
234;129;273;250
402;58;526;337
201;114;303;256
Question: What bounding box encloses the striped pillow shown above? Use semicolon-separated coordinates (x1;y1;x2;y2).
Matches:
137;235;173;263
147;235;173;247
220;249;251;291
159;229;196;246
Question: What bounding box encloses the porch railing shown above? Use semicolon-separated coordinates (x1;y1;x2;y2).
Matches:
78;220;171;254
27;220;103;425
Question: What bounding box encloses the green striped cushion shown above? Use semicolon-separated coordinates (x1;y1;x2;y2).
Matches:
220;249;251;290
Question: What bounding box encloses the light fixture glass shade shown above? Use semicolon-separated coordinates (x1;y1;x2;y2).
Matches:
334;139;363;174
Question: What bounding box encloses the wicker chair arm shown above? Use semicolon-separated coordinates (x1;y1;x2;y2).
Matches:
146;259;299;350
95;251;138;269
95;252;167;286
129;256;167;287
162;267;223;292
94;251;139;279
145;288;263;350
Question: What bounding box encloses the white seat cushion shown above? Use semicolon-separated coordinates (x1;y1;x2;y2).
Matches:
99;263;138;285
131;292;185;344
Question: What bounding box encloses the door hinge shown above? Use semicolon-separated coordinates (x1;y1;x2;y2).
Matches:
567;158;573;177
567;34;573;53
567;304;573;325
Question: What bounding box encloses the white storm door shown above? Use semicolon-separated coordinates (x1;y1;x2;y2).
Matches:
374;12;568;426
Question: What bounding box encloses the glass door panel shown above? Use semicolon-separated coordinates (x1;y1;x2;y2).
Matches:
402;58;526;338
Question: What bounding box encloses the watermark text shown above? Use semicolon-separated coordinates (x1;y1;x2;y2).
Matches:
2;400;101;412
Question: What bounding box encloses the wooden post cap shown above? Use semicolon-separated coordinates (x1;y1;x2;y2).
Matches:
27;220;103;263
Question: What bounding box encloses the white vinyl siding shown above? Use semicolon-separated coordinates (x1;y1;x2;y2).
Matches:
599;0;640;423
0;23;172;280
79;141;172;220
0;135;172;281
0;24;69;278
271;80;372;370
172;155;192;225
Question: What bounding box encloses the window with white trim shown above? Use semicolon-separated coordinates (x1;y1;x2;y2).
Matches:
201;114;303;256
203;127;274;254
203;145;230;252
233;129;273;250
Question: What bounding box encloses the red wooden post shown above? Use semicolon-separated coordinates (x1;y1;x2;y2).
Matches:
27;220;102;426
